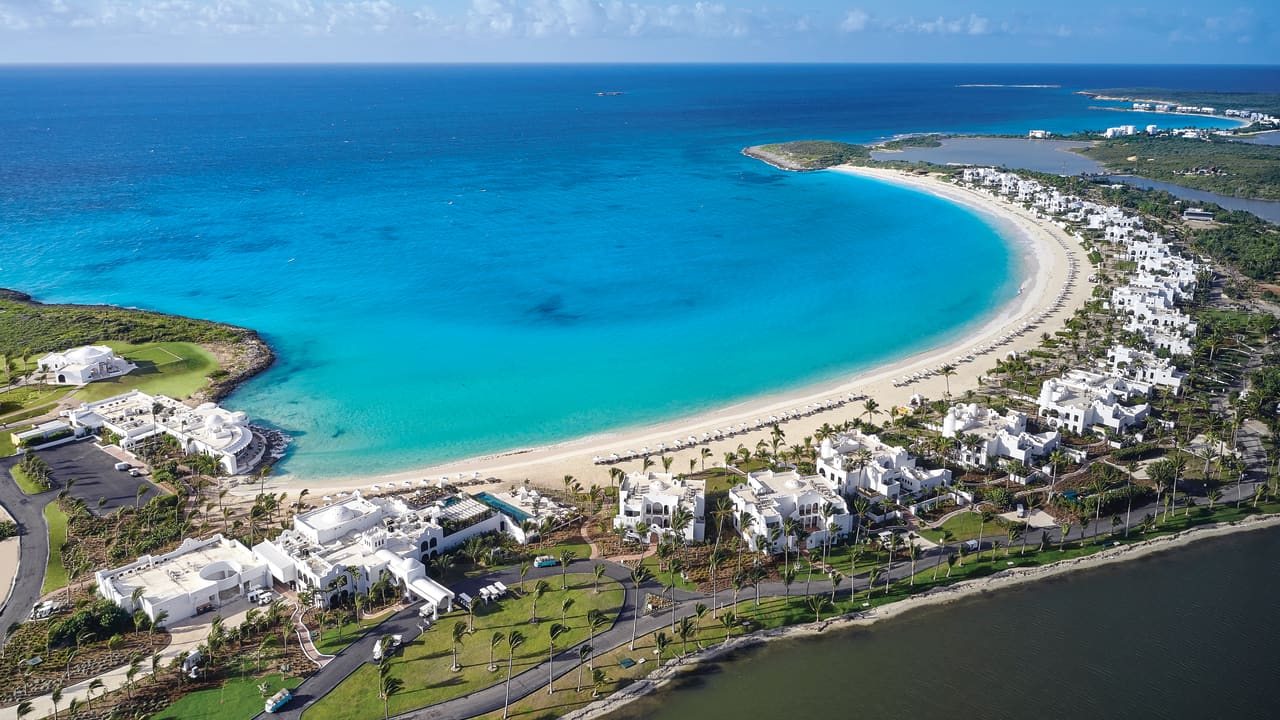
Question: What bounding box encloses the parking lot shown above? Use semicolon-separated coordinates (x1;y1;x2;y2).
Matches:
20;439;164;514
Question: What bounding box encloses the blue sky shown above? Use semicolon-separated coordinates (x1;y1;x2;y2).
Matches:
0;0;1276;64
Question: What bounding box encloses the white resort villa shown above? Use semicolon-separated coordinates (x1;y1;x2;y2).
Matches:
97;486;574;622
1107;345;1186;394
1037;369;1151;436
95;534;271;623
938;403;1061;469
65;389;268;475
816;431;951;502
253;491;465;618
613;472;706;542
38;345;136;385
729;469;852;553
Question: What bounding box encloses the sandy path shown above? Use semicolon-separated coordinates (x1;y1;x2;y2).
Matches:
251;167;1092;499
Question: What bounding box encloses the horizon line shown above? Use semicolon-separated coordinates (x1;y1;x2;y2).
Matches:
1;60;1278;68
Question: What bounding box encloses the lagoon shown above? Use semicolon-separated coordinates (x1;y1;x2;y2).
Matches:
606;526;1280;720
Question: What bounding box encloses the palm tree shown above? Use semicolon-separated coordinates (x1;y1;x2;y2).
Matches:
829;571;844;602
719;611;737;645
629;564;652;650
586;609;607;670
862;398;881;427
450;621;467;671
591;667;611;697
51;686;63;720
906;543;920;586
546;623;567;694
86;678;104;712
15;701;32;720
377;662;402;720
805;594;830;623
257;635;278;672
975;511;986;562
781;566;797;606
654;631;671;663
1020;496;1039;554
575;643;592;692
1046;448;1068;490
592;563;606;593
519;560;531;593
530;580;550;624
488;631;504;672
503;630;526;719
707;548;725;618
676;615;697;659
558;550;576;590
560;597;575;627
939;363;957;399
693;602;708;647
1006;526;1022;557
1059;521;1071;551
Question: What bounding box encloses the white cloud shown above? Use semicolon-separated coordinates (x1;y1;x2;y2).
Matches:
839;9;867;33
0;0;813;39
897;13;992;36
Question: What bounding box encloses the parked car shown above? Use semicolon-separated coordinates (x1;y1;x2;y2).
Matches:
534;555;557;568
113;462;131;471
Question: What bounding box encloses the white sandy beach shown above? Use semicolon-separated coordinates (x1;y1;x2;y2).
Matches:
253;167;1093;500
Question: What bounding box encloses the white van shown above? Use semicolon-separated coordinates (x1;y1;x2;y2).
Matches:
114;462;131;471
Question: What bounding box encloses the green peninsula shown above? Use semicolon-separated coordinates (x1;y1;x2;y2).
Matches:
1073;135;1280;201
743;141;869;171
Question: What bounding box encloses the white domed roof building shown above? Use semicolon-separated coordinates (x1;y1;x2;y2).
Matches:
38;345;137;385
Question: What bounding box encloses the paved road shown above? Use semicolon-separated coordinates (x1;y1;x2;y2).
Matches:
0;454;54;647
250;407;1278;720
261;560;675;720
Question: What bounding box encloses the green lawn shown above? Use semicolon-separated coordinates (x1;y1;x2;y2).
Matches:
10;465;50;495
917;511;995;543
74;341;219;402
0;429;20;457
153;672;303;720
0;384;72;415
313;608;398;656
0;403;58;426
640;555;697;592
302;574;625;720
42;501;69;594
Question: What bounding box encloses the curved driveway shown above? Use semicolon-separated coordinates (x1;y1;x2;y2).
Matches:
0;454;54;648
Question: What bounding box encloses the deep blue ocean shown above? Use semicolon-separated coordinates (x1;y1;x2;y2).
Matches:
0;65;1267;479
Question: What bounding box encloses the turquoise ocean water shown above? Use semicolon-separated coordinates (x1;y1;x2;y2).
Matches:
0;65;1258;478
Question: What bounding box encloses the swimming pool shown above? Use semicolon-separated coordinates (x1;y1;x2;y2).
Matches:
475;492;532;523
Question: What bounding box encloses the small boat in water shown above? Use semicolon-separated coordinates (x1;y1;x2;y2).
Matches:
595;91;625;96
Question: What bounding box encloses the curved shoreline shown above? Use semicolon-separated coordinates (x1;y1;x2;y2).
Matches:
566;513;1280;720
0;288;276;405
257;165;1093;498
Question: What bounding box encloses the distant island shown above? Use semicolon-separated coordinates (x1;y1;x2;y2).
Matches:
1080;88;1280;117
